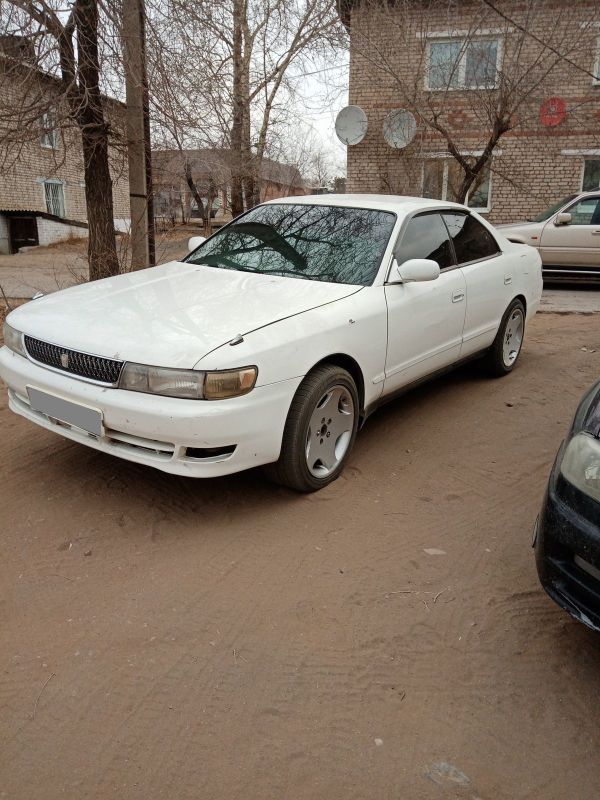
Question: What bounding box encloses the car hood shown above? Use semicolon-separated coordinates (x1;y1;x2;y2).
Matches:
496;221;538;229
496;221;544;233
8;261;362;368
495;221;545;244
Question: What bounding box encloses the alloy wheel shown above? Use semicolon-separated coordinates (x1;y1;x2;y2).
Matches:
305;385;355;477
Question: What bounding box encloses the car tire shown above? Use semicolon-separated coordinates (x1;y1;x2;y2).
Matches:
265;364;360;493
482;298;526;377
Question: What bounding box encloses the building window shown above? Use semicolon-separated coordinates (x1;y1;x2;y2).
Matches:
44;180;65;217
427;37;500;90
423;158;492;212
582;159;600;191
40;110;59;149
594;35;600;85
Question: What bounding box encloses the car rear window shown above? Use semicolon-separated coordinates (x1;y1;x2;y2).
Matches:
442;213;501;264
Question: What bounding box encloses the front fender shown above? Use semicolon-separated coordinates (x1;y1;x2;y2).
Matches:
194;287;388;411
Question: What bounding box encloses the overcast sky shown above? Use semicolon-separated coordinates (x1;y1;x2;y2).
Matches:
290;59;350;177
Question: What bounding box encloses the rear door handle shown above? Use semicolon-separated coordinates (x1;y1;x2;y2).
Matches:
504;275;513;285
452;290;465;303
592;230;600;235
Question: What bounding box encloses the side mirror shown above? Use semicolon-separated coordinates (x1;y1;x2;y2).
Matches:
188;236;207;252
392;258;440;284
555;212;572;226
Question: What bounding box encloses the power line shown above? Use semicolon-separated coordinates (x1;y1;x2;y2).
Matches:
480;0;599;81
287;63;350;80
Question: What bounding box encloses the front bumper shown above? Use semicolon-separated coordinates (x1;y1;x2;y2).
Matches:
0;346;301;477
535;454;600;632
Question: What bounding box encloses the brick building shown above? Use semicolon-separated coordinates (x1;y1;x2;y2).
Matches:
0;41;130;254
338;0;600;223
153;149;307;226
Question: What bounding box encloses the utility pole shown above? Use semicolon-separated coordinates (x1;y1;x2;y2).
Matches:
230;0;245;218
123;0;155;269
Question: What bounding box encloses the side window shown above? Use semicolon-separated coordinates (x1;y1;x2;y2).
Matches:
565;197;600;225
442;213;500;264
396;212;455;270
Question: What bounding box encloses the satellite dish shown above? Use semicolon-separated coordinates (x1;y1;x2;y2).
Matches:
383;109;417;149
335;105;368;146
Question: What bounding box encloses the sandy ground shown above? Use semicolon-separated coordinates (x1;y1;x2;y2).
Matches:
1;314;600;800
540;285;600;313
0;228;193;298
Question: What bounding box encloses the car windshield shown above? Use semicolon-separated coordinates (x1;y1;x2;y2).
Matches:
184;203;397;286
532;195;577;223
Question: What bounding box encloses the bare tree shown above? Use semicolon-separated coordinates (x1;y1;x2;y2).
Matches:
148;0;343;217
0;0;123;280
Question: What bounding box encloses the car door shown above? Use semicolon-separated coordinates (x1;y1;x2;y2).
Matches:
383;211;467;395
442;212;512;358
540;195;600;266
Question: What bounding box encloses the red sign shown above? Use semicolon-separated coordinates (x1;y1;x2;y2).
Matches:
540;97;567;127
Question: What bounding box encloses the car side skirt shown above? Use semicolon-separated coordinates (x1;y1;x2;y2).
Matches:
360;348;489;426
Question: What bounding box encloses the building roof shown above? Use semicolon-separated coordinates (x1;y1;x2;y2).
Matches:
0;51;126;110
153;148;305;190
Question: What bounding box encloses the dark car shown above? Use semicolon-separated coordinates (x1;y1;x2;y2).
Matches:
534;378;600;631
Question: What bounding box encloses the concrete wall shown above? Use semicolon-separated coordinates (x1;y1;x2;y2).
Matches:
36;217;88;247
345;0;600;224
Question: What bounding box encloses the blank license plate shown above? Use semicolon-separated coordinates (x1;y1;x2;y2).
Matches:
27;387;103;436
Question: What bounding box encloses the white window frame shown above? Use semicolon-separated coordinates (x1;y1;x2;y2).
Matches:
42;179;66;217
560;150;600;191
594;34;600;85
425;34;503;92
581;158;600;191
421;154;493;213
40;110;59;150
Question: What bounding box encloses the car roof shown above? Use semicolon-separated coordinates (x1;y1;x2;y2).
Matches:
263;193;468;215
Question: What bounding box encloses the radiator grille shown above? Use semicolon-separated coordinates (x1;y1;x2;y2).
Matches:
24;336;123;384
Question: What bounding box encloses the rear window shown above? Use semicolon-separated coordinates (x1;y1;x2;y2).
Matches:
442;213;501;264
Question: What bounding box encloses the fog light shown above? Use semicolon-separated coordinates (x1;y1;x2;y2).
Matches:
185;445;236;460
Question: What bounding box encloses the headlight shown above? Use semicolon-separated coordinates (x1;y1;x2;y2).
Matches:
119;363;257;400
560;432;600;503
2;322;27;357
204;368;257;400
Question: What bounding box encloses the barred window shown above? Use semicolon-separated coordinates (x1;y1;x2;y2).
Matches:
44;181;65;217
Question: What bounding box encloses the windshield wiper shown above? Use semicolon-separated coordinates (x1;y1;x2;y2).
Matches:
195;255;261;273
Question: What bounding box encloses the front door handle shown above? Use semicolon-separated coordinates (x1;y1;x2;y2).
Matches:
592;230;600;235
452;290;465;303
504;275;513;285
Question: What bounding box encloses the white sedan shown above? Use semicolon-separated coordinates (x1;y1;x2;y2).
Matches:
0;195;542;492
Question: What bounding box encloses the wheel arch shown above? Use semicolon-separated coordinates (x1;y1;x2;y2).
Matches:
308;353;366;417
514;293;527;314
